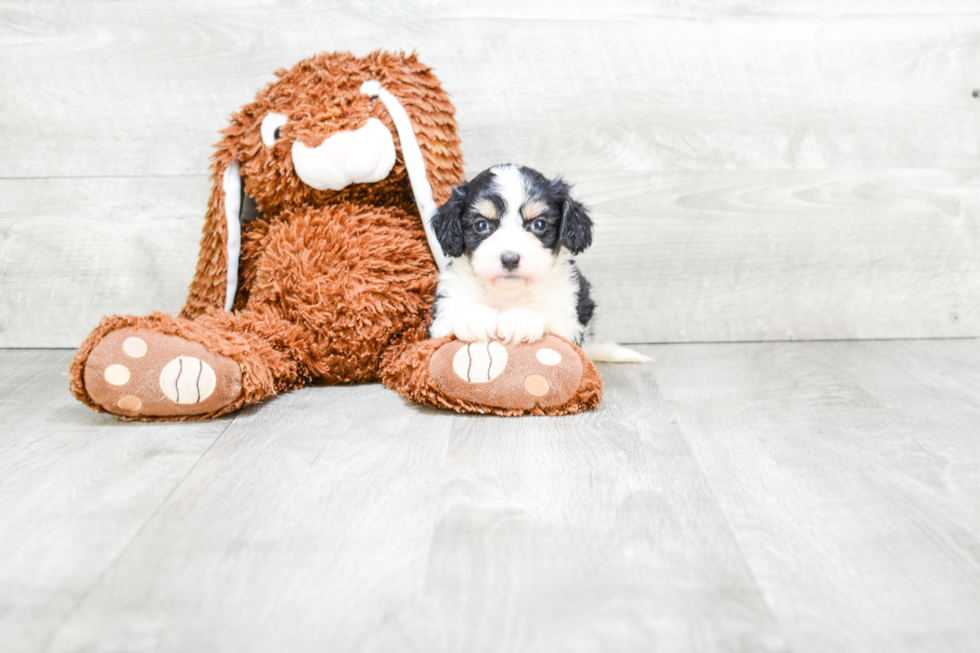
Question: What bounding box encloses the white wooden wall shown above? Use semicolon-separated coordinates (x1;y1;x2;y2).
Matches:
2;0;978;347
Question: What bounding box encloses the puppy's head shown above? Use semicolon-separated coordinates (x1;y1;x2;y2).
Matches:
432;164;593;288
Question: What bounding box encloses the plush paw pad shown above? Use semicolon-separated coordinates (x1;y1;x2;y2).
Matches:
452;341;508;383
83;328;242;418
430;335;584;411
158;356;218;404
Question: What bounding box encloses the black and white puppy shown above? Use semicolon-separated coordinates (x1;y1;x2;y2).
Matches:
429;164;595;345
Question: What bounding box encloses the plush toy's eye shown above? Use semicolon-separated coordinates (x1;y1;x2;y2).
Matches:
474;219;491;234
260;112;288;148
529;219;547;232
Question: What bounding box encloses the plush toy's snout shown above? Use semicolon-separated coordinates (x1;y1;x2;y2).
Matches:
290;118;396;191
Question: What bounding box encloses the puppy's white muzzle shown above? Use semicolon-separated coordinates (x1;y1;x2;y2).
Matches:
291;118;396;191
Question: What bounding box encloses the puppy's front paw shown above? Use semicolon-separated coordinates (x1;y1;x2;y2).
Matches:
496;307;546;344
452;305;500;342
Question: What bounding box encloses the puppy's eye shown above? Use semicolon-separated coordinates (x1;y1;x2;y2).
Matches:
474;219;491;234
530;219;547;232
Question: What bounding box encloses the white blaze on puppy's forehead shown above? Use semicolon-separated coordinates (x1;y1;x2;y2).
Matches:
491;165;529;228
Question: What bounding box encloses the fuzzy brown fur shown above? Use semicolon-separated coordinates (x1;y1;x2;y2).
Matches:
69;50;602;420
184;51;462;318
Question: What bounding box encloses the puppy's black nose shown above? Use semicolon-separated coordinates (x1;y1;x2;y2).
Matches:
500;252;521;271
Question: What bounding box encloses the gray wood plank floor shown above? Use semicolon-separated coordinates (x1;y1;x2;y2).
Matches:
3;341;979;653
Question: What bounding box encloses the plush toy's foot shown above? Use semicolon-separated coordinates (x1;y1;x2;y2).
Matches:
382;334;602;416
81;327;242;418
431;336;587;410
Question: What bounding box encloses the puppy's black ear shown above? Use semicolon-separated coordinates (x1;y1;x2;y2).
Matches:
552;178;593;254
432;184;467;258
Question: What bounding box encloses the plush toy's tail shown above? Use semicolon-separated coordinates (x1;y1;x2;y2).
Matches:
582;343;651;363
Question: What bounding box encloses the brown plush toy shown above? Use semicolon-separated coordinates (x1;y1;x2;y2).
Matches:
69;51;602;420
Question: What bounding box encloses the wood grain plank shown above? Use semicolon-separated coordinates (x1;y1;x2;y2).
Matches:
653;339;980;652
574;168;980;342
0;2;977;177
5;340;980;651
2;1;978;346
40;364;787;653
0;177;206;347
3;168;977;346
0;349;230;653
812;339;980;527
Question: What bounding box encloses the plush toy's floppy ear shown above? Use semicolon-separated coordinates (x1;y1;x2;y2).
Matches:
432;184;468;259
181;145;245;319
366;51;464;269
552;178;593;254
368;52;464;207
